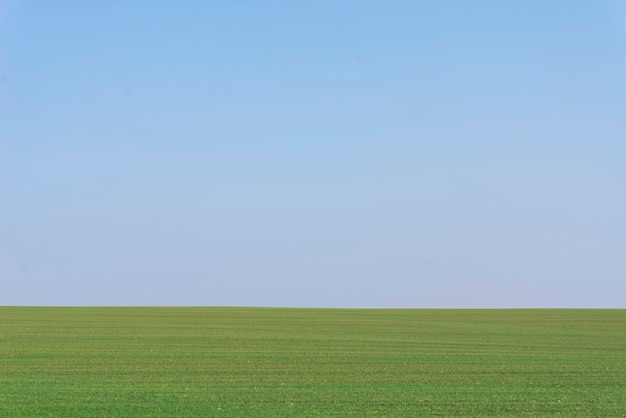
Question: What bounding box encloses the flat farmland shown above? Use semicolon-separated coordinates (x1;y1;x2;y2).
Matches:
0;307;624;416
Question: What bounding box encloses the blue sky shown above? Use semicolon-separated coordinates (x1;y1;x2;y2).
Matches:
1;1;625;307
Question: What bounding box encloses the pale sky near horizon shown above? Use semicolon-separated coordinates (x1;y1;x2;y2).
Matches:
1;1;625;307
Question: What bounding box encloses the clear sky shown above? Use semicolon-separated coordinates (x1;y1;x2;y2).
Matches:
1;1;625;307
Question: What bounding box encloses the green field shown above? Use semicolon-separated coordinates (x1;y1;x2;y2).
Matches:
0;307;624;416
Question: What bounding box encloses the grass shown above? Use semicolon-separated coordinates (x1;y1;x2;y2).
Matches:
0;307;624;416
